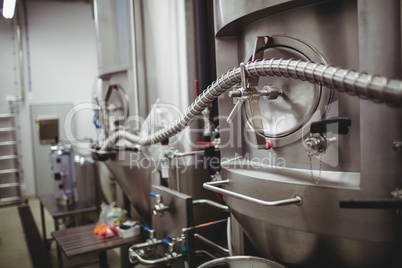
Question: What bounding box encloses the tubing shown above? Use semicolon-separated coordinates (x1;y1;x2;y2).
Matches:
100;58;402;149
192;199;230;212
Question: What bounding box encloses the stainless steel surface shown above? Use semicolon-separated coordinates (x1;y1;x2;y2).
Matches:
213;0;402;267
93;0;139;131
74;154;96;205
223;164;402;265
203;180;302;207
198;256;285;268
133;0;198;152
91;0;402;267
151;185;193;239
168;153;226;224
128;185;192;267
358;0;402;197
105;150;156;224
214;0;329;37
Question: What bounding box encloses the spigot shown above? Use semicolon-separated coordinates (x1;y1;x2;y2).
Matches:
305;133;337;155
143;226;156;241
153;203;170;216
162;237;176;253
304;117;351;155
151;192;170;216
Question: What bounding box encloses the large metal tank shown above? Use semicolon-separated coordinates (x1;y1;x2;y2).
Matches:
92;0;213;227
214;0;402;267
104;150;157;224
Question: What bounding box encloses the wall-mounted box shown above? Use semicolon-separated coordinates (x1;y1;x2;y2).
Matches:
36;115;59;145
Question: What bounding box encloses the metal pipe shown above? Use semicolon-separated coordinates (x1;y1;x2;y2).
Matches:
128;239;162;251
173;150;204;157
129;250;181;266
182;218;228;234
100;58;402;149
192;199;229;212
194;233;230;255
195;250;217;260
226;216;232;256
203;180;303;207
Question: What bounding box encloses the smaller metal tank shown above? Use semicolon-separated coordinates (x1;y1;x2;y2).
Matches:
198;256;285;268
49;144;76;205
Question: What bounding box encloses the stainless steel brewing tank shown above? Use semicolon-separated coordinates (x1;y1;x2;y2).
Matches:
104;150;157;224
214;0;402;267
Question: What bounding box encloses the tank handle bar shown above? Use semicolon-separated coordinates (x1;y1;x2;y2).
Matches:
203;180;302;206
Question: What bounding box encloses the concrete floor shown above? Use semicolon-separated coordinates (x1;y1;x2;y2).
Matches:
0;197;122;268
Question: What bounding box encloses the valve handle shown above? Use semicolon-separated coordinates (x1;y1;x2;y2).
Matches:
162;236;173;245
226;99;245;123
226;63;249;124
310;117;351;135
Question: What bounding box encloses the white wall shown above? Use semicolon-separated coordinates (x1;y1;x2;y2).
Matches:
0;1;98;196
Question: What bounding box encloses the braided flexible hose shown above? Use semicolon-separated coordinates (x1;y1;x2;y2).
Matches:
101;58;402;149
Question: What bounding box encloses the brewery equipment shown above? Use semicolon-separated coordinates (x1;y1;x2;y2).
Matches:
50;144;77;205
90;0;402;267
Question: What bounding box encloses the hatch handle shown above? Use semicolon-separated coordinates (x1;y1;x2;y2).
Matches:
310;117;351;135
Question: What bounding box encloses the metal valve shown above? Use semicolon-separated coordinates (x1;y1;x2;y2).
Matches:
226;37;286;150
226;63;282;124
151;192;170;216
226;63;250;123
305;133;337;155
305;117;351;155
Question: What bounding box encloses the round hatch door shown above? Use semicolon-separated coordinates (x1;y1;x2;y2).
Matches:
244;36;332;147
